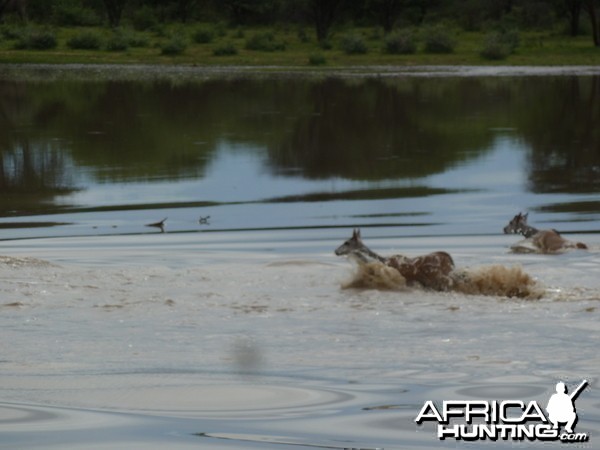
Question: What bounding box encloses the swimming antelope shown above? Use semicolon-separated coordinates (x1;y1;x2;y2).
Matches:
503;212;587;253
335;229;455;291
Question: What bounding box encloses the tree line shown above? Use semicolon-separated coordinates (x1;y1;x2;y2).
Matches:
1;0;599;46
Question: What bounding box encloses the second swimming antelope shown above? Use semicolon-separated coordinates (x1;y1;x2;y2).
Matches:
335;229;455;291
503;212;587;253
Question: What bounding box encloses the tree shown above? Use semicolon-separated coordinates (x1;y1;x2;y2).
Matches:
583;0;600;46
102;0;126;27
0;0;27;22
563;0;583;36
370;0;404;32
219;0;282;25
310;0;345;43
406;0;440;25
172;0;199;22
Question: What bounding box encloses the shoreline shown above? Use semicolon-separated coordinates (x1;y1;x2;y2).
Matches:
2;62;600;81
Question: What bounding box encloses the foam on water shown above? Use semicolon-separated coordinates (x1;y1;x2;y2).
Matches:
342;261;409;291
452;265;542;299
342;261;542;299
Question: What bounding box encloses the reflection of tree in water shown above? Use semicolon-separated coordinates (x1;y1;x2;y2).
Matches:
0;141;75;216
517;76;600;194
0;83;75;216
2;75;599;217
0;80;227;185
0;140;72;194
266;77;505;180
9;77;512;184
41;80;221;182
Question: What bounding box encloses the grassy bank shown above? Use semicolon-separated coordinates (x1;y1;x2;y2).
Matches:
1;24;599;67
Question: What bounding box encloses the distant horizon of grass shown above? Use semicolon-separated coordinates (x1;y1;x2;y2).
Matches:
1;23;599;67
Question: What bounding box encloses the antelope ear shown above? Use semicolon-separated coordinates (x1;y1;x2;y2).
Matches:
356;228;361;238
523;212;529;221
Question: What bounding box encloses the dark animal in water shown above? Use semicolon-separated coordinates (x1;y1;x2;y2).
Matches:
503;212;587;253
335;229;455;291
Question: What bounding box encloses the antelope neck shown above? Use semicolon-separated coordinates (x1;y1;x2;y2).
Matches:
519;224;539;238
354;246;387;263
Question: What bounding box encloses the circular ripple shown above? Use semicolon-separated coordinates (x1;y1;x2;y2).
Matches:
63;383;356;419
0;402;133;433
0;403;58;427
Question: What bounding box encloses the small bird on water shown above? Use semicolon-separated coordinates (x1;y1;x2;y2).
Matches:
146;217;167;233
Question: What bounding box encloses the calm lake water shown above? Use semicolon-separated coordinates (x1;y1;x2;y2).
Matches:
1;66;599;449
1;66;599;244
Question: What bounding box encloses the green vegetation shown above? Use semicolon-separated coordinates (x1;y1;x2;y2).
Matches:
423;25;456;53
67;30;103;50
0;0;599;66
0;24;598;66
384;30;417;55
160;32;188;55
480;29;520;60
340;32;368;54
212;41;237;56
308;52;327;65
245;31;286;52
192;25;214;44
13;27;57;50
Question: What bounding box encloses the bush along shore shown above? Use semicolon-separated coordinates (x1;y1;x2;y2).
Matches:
1;0;600;66
0;23;599;67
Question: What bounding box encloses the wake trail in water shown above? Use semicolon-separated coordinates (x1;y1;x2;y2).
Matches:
342;261;543;299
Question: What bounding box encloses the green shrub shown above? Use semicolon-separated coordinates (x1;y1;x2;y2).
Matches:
245;31;286;51
161;34;187;55
214;22;228;37
213;42;237;56
340;32;368;54
500;29;520;53
297;27;310;43
193;25;214;44
1;24;22;40
308;53;326;65
14;28;57;50
480;29;520;60
67;31;103;50
370;27;384;40
151;24;167;38
423;25;456;53
126;32;150;48
480;36;509;60
384;30;417;54
106;31;129;51
319;39;332;50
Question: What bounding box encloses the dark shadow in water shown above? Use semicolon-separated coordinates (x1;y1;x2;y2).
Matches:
264;186;473;203
0;221;71;229
537;200;600;215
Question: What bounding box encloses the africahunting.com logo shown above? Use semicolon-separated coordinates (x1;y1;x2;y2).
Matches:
415;380;589;443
